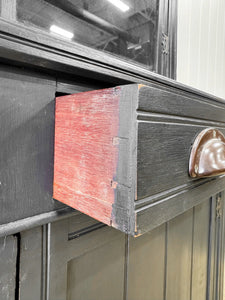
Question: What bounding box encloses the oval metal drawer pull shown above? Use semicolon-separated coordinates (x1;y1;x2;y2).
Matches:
189;128;225;178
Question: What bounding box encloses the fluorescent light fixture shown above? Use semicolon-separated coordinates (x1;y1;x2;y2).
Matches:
50;25;74;39
107;0;129;12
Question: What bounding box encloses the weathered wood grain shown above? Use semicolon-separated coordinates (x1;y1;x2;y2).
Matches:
136;175;225;235
136;121;225;200
191;200;210;300
48;214;125;300
54;87;121;225
0;65;64;225
166;209;193;300
0;235;17;300
19;227;43;300
127;224;166;300
138;85;225;123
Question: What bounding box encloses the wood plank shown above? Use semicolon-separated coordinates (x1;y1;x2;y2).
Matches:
191;200;210;300
166;209;193;300
211;193;224;300
206;196;216;300
0;65;63;225
56;77;112;95
219;192;225;300
19;226;43;300
48;214;125;300
0;235;17;300
54;87;121;225
67;234;125;300
138;83;225;122
127;224;166;300
136;175;225;235
136;121;225;200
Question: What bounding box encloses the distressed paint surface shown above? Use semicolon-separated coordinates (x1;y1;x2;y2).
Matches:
54;87;121;225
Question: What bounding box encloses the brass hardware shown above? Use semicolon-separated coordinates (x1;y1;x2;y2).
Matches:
189;128;225;178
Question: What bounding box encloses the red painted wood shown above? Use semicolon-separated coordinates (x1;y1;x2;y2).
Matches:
53;87;121;225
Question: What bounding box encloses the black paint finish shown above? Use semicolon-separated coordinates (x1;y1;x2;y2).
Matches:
0;66;63;224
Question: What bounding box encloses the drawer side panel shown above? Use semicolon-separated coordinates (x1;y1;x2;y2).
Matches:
54;88;121;225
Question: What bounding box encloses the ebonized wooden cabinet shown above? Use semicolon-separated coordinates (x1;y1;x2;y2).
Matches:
0;1;224;299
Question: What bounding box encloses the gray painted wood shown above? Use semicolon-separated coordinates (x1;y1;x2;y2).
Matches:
136;84;225;202
56;77;112;95
207;196;217;300
136;169;225;235
66;236;125;300
136;122;216;199
211;193;224;300
191;200;210;300
48;214;125;300
127;224;166;300
19;226;43;300
219;192;225;300
137;85;225;122
166;209;193;300
0;207;78;239
0;235;17;300
0;65;65;225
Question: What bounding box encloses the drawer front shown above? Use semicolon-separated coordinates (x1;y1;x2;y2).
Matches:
136;85;225;200
54;84;225;236
136;121;225;200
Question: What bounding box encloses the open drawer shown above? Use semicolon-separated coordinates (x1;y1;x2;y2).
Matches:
53;83;225;236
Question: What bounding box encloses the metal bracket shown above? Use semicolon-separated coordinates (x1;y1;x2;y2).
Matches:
162;33;169;54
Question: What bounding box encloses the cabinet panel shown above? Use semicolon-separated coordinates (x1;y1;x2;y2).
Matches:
0;235;17;300
67;238;124;300
127;224;166;300
48;214;125;300
166;209;193;300
191;200;210;300
0;65;63;225
19;227;43;300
